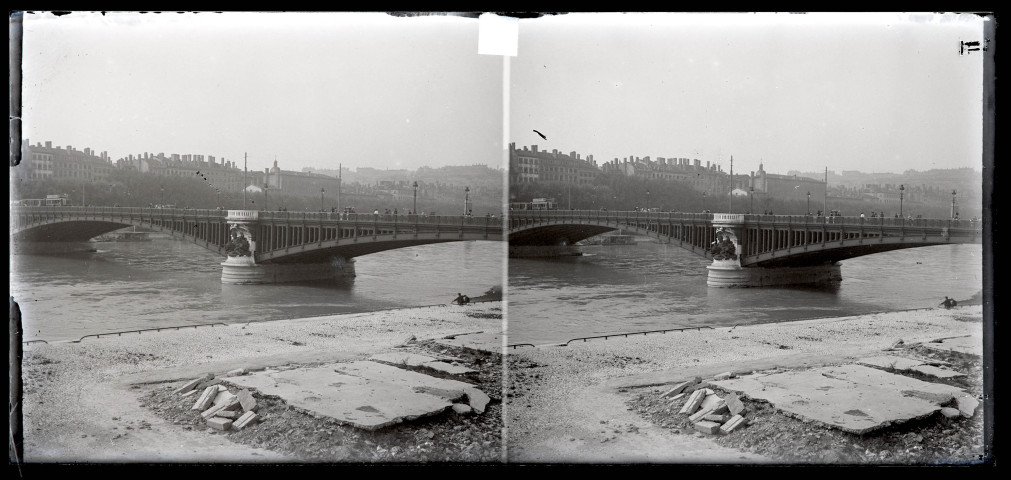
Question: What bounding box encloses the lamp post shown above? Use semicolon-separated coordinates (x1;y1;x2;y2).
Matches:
464;186;470;215
646;190;650;210
899;184;905;218
749;186;754;214
412;181;418;214
702;191;707;212
160;185;164;207
320;188;325;212
951;189;957;219
263;184;269;212
807;191;811;215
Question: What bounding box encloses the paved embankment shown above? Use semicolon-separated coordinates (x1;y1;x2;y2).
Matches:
505;305;983;463
18;303;503;463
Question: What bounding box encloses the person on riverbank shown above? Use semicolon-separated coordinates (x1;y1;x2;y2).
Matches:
453;293;470;305
940;296;958;309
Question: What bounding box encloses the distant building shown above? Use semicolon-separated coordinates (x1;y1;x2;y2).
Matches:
750;163;826;201
262;160;342;198
19;140;115;183
600;154;734;194
509;143;600;185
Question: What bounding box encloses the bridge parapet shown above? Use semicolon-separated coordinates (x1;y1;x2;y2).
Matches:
226;209;259;221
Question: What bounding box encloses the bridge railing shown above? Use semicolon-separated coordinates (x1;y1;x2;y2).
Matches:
255;210;503;227
12;206;228;222
507;209;981;232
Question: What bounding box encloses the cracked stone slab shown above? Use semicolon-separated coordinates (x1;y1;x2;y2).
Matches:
919;336;982;356
434;330;502;354
858;355;964;379
711;364;966;434
368;353;476;376
225;361;485;430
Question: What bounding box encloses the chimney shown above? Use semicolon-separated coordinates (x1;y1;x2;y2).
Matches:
45;141;52;149
532;145;538;153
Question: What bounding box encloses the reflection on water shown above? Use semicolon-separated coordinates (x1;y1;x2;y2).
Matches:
508;241;982;345
11;238;504;342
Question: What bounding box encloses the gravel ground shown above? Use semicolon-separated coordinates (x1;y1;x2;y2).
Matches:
18;303;504;463
505;305;985;464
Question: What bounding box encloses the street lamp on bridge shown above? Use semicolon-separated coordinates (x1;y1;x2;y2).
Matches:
807;191;811;215
320;188;325;212
951;189;957;219
749;186;754;214
263;184;270;212
899;184;905;218
464;186;471;216
646;189;650;210
413;181;418;214
160;185;164;207
702;191;707;213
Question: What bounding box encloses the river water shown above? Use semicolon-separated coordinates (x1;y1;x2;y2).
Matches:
507;240;983;345
11;235;505;342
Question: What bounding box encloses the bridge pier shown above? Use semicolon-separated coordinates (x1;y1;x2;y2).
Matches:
508;245;583;258
221;256;356;284
707;262;842;288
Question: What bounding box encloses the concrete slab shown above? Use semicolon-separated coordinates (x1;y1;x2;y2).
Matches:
920;336;982;356
858;355;964;379
225;361;485;431
711;364;965;434
434;330;502;354
369;352;442;367
367;353;476;375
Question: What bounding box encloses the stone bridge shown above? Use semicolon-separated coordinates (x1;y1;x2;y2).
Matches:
508;210;982;287
11;207;503;284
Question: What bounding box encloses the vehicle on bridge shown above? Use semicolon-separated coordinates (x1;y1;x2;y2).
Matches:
12;194;71;207
510;197;557;211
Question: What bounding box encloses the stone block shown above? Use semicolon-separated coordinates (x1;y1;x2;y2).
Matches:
699;394;723;411
726;393;748;416
212;390;237;407
719;415;747;434
202;398;240;419
191;386;219;411
215;410;241;419
464;387;490;414
181;389;199;398
689;400;727;423
940;407;961;419
233;411;259;430
173;375;209;395
956;395;979;418
704;413;731;423
206;417;232;431
713;372;734;381
660;381;692;398
679;389;706;415
225;368;248;377
237;389;258;412
452;404;473;415
693;420;721;434
669;392;686;403
195;377;222;391
685;382;711;394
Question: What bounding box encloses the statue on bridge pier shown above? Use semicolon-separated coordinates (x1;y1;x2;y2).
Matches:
710;227;739;261
225;226;253;257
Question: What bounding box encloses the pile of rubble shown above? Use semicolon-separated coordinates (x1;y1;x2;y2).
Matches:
660;372;748;435
172;368;260;432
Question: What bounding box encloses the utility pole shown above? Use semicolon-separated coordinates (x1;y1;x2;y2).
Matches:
823;166;828;215
728;155;733;213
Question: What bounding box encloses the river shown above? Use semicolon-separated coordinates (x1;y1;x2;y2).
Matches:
10;235;504;342
507;240;983;345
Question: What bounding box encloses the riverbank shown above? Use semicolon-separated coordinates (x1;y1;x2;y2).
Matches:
505;305;985;464
17;302;504;463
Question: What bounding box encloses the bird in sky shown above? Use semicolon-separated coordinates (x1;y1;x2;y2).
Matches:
533;129;547;140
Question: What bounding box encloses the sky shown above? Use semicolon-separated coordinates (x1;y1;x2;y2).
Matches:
19;12;989;177
510;12;988;176
20;12;505;173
